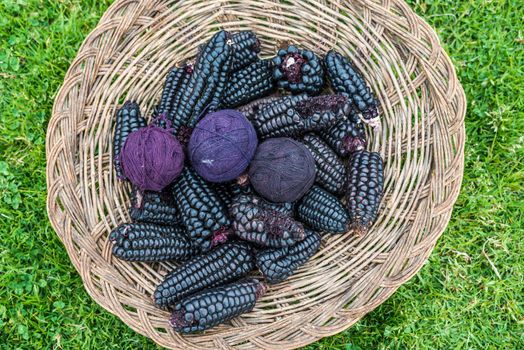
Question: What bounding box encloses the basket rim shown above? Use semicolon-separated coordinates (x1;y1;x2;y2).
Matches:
46;0;466;348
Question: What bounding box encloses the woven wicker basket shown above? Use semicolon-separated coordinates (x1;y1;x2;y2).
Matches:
46;0;466;348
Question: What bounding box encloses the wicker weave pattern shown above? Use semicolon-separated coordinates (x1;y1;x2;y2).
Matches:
46;0;466;349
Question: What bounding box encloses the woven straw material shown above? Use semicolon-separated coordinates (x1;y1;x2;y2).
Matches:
46;0;466;349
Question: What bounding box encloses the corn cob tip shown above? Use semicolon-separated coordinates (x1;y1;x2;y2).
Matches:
109;224;130;242
264;212;305;240
173;60;193;71
108;231;120;242
343;135;367;153
176;125;193;148
273;46;324;94
169;310;191;329
211;227;232;246
255;280;267;299
280;52;306;83
295;95;348;118
225;31;234;45
253;38;261;52
350;222;370;237
360;114;381;131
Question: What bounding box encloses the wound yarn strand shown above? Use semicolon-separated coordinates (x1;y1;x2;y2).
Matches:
121;122;185;191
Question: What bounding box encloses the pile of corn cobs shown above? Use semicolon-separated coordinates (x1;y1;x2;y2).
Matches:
111;30;384;333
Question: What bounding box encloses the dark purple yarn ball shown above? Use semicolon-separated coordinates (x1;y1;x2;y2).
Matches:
248;137;316;202
121;124;185;192
188;109;258;183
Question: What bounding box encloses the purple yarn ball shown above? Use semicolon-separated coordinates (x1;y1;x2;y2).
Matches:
248;137;316;202
188;109;258;183
121;124;185;192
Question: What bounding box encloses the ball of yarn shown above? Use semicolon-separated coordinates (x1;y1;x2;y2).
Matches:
188;109;258;183
248;137;316;202
121;124;185;191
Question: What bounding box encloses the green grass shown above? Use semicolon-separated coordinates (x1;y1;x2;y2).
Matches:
0;0;522;348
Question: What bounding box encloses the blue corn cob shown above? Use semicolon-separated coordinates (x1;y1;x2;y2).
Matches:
175;30;234;129
256;229;321;284
229;194;304;248
346;151;384;236
272;45;325;94
318;103;367;158
297;186;350;234
154;241;254;308
110;223;197;262
128;186;180;226
250;94;345;139
301;134;347;195
231;31;261;72
222;59;276;108
324;50;379;126
170;278;266;333
171;168;231;252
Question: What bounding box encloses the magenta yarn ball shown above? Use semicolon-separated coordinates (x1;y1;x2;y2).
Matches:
120;125;185;191
248;137;316;202
188;109;258;183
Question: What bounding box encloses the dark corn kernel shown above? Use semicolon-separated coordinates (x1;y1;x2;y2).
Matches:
318;103;367;158
110;223;197;262
211;183;234;208
301;134;347;195
174;125;193;150
346;151;384;236
260;201;294;217
175;30;233;130
154;241;255;308
250;94;343;139
160;65;194;132
324;50;379;126
237;95;281;121
297;186;350;234
156;66;184;116
113;101;146;179
293;94;348;118
129;186;180;225
256;229;321;284
222;59;276;108
213;176;288;208
152;64;193;124
196;31;259;72
171;168;231;252
212;180;254;208
231;31;261;72
230;194;304;248
272;45;324;94
229;178;254;197
170;278;266;333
